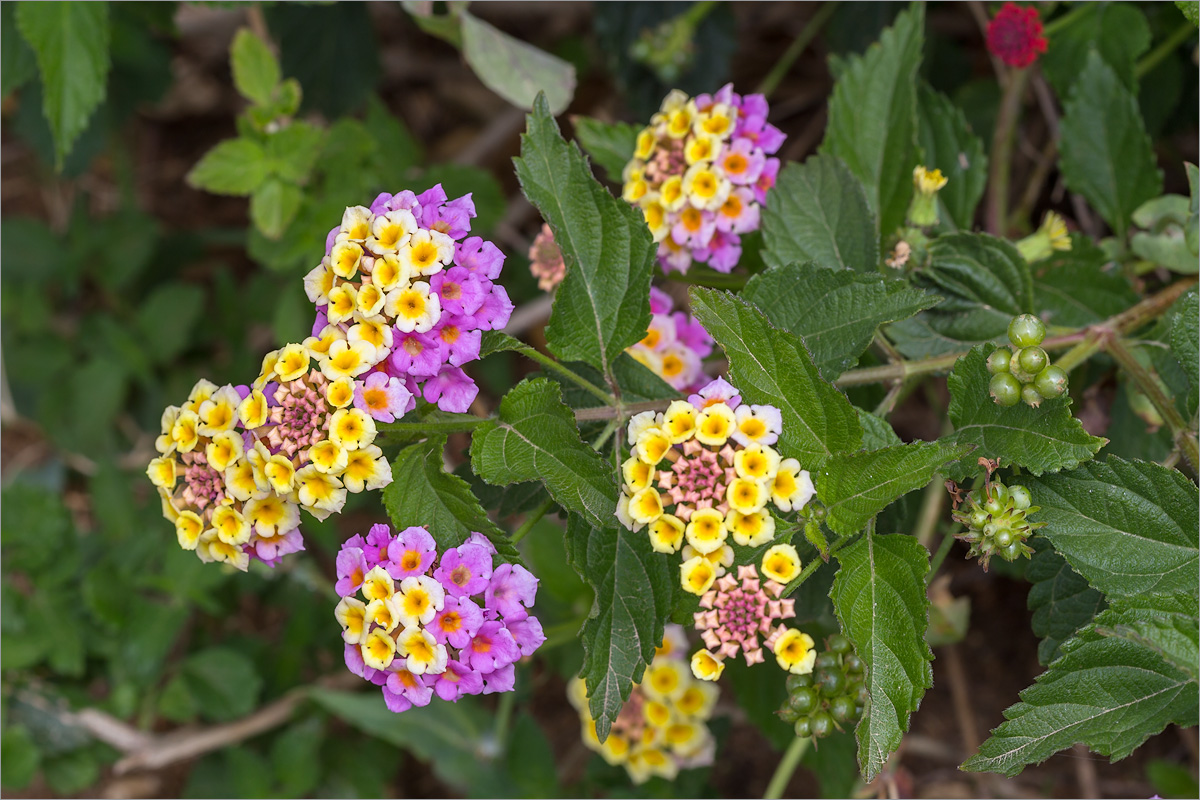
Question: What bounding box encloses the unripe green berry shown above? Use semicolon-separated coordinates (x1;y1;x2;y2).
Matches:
1003;542;1024;561
1009;314;1046;348
786;673;814;692
827;634;851;654
990;373;1022;406
843;654;863;674
830;694;857;723
856;682;869;705
815;652;839;671
816;668;846;698
983;521;1001;539
793;716;812;738
778;706;801;724
992;483;1010;503
1008;485;1032;510
789;687;819;716
970;509;989;528
1022;385;1043;408
810;711;834;738
1034;365;1069;399
1016;346;1049;377
993;527;1014;548
986;348;1012;375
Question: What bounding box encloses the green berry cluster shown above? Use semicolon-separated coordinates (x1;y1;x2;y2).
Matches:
950;479;1044;569
987;315;1069;408
776;634;865;740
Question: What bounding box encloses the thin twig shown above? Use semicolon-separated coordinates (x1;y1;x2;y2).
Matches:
755;1;839;99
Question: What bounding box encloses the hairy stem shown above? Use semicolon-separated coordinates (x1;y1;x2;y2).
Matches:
1105;336;1199;473
756;1;840;98
763;734;811;799
510;497;556;545
520;346;615;406
986;66;1031;235
1135;22;1196;80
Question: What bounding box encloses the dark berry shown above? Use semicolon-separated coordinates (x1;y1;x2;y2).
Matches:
1008;314;1046;348
986;348;1012;375
789;687;819;716
827;634;851;654
810;711;834;738
1034;365;1069;399
990;373;1021;406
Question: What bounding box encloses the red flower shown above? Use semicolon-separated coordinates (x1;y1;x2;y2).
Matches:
986;2;1048;68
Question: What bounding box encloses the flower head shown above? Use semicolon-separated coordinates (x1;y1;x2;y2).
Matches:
691;564;795;669
626;288;713;392
986;2;1047;68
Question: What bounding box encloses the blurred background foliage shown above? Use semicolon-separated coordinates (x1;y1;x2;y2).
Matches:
1;2;1197;798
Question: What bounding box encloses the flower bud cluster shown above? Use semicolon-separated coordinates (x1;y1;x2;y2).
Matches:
776;634;866;741
622;84;785;274
951;480;1043;569
568;625;717;784
616;378;814;596
305;184;513;414
336;524;545;712
627;287;714;392
987;314;1069;408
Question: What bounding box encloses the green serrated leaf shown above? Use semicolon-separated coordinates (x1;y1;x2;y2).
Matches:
1;3;37;97
1179;1;1200;26
230;28;280;106
16;1;110;167
760;154;879;271
265;122;325;185
817;441;969;537
383;436;522;563
1093;594;1199;683
1041;3;1151;96
250;178;303;240
1169;287;1198;397
858;409;903;450
470;378;617;530
689;287;862;472
514;95;654;381
563;512;672;742
461;12;575;115
831;531;933;781
1027;538;1107;666
945;344;1106;477
1059;52;1163;241
916;84;987;230
962;631;1198;776
1025;457;1198;598
1033;237;1139;328
821;3;924;236
187;138;268;196
743;262;939;379
572;116;638;184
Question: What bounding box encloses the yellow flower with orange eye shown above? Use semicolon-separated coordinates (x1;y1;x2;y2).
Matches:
684;134;722;166
680;556;717;596
727;477;768;515
361;628;397;670
689;649;724;681
174;511;206;551
205;430;245;473
771;458;815;512
295;467;347;519
146;456;177;490
211;506;251;547
348;318;392;352
366;209;416;254
773;628;817;675
399;229;453;277
647;514;685;554
629;487;665;525
681;163;730;211
371;252;409;292
335;596;368;644
320;339;377;381
386;282;441;333
662;401;698;443
622;457;655;493
238;389;269;429
684;507;726;555
761;543;801;584
727;509;775;548
341;444;391;493
330;240;364;279
243;494;300;539
340;205;373;242
326;283;358;325
635;427;673;465
694;403;735;446
328;408;376;451
734;444;781;482
303;259;337;305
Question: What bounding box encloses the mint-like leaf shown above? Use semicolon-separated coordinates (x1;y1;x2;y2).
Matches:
743;262;939;379
1034;238;1139;328
461;12;575;115
945;344;1106;477
1169;287;1198;399
831;532;933;781
230;28;280;107
572;116;638;184
817;441;970;537
514;95;654;383
383;436;521;564
1027;539;1106;665
760;154;879;271
470;378;618;531
563;513;673;742
916;84;987;231
187;139;269;197
820;4;924;235
16;1;110;168
1025;457;1198;598
1059;52;1163;241
689;287;862;472
1093;594;1199;683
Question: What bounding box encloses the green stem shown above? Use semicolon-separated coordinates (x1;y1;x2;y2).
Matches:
1105;336;1199;472
576;399;671;422
755;1;840;98
681;0;719;28
520;346;615;406
780;523;855;596
927;527;957;581
763;733;812;799
1135;22;1196;80
377;417;491;436
913;476;947;550
493;689;515;753
510;498;555;545
1041;2;1092;37
986;66;1031;235
539;617;588;651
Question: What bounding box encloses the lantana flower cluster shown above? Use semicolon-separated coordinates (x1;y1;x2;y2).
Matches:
627;288;714;392
616;378;814;594
568;625;717;784
148;363;393;571
304;184;513;414
335;524;545;711
622;84;785;274
986;1;1047;68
